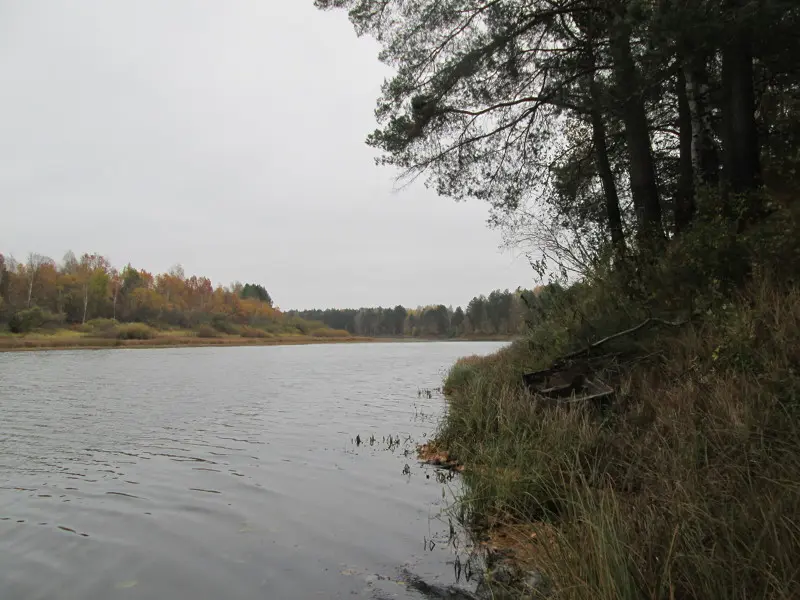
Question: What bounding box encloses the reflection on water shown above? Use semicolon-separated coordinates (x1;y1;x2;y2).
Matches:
0;342;504;600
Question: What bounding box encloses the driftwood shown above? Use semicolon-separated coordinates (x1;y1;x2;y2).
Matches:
523;317;687;405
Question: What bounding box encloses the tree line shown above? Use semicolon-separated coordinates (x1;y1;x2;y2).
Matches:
1;249;552;338
0;251;281;333
291;286;563;338
317;0;799;274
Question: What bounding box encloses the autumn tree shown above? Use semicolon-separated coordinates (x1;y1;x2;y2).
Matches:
0;249;296;335
24;253;52;307
73;254;111;323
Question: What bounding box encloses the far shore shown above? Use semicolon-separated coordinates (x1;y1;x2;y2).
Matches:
0;332;514;353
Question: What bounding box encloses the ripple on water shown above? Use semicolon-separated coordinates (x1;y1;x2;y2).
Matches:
0;342;505;599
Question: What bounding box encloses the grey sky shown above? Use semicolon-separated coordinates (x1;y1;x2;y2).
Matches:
0;1;533;310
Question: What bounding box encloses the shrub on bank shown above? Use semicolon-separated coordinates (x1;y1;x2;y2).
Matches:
310;328;351;338
239;326;271;338
8;307;65;333
195;324;219;338
86;318;118;333
210;315;240;335
112;323;157;340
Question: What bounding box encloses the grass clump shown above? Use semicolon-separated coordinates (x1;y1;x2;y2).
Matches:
443;355;487;395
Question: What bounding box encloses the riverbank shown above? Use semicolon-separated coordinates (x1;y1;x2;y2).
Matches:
432;273;800;599
0;332;378;352
0;331;514;352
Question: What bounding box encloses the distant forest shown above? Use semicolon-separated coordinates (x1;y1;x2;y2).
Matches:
0;251;293;335
291;286;560;338
0;250;545;339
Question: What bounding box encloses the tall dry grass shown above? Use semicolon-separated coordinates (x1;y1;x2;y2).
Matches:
438;277;800;599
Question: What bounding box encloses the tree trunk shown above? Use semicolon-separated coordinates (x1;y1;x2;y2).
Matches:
27;277;34;307
684;54;719;187
588;73;626;255
722;25;761;195
676;67;695;233
82;285;89;324
610;20;664;243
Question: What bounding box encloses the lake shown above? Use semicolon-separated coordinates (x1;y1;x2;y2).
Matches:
0;341;504;600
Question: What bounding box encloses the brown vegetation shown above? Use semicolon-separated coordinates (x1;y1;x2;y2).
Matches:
438;264;800;599
0;332;375;352
417;442;464;472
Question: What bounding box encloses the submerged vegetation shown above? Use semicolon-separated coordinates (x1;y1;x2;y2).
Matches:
321;0;800;596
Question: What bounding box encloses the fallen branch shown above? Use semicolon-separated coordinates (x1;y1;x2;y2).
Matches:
559;317;688;363
522;317;688;394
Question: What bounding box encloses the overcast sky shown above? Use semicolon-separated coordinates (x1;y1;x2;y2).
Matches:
0;1;534;310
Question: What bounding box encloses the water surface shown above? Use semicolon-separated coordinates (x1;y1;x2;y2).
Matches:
0;342;503;599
